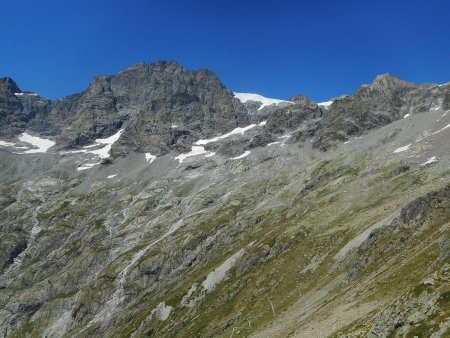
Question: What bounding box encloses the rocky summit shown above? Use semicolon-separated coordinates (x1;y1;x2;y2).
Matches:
0;62;449;338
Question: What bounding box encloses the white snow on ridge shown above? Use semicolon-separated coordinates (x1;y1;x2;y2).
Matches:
18;133;55;153
393;144;411;153
14;92;38;97
404;113;410;118
233;92;292;110
318;100;333;108
107;174;118;179
231;151;250;160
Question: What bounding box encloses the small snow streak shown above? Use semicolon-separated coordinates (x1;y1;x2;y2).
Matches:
421;156;438;166
393;144;411;153
194;123;262;145
231;151;250;160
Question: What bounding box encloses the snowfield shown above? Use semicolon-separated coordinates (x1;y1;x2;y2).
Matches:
18;133;55;153
233;92;292;110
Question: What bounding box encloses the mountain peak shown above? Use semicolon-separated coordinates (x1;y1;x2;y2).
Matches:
371;73;414;90
0;77;21;94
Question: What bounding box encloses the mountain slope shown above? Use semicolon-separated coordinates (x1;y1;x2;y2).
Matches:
0;63;449;338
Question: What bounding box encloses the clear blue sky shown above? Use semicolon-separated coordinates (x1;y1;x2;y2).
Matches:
1;0;449;101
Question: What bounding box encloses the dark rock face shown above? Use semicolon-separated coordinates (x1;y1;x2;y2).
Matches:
265;96;322;135
0;78;52;139
110;63;249;156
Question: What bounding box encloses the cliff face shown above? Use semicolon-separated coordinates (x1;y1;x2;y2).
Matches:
0;63;449;337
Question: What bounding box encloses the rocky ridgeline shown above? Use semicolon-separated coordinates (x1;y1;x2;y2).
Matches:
2;63;449;159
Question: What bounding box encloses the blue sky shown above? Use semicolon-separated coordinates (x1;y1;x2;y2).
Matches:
1;0;449;101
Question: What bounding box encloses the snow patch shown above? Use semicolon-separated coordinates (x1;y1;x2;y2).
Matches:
175;146;213;163
421;156;439;166
75;129;124;170
267;141;281;146
107;174;118;179
231;151;250;160
403;113;410;118
18;133;55;153
145;153;156;163
0;140;16;147
234;92;292;110
95;130;124;145
393;144;411;153
86;129;124;159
